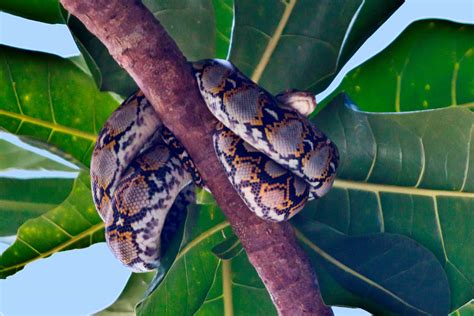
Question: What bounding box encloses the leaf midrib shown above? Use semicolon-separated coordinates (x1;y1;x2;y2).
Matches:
0;221;104;274
222;259;233;316
250;0;297;83
0;199;57;212
0;109;97;141
334;179;474;198
176;221;230;261
335;178;472;289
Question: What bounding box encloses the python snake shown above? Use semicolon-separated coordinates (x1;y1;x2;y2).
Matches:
91;59;339;272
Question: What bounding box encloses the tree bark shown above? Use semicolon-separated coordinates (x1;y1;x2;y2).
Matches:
60;0;333;315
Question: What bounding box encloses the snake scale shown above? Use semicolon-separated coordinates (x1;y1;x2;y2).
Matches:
91;59;339;272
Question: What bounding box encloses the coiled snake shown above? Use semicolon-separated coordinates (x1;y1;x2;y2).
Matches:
91;59;339;272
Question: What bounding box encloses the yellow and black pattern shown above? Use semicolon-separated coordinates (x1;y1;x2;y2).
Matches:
193;59;339;202
91;59;339;272
214;123;309;221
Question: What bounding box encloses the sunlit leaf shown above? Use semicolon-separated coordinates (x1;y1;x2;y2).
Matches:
0;135;77;236
0;136;75;171
339;20;474;112
0;177;74;236
0;172;104;279
0;45;119;166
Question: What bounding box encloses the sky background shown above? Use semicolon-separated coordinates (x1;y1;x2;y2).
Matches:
0;1;473;315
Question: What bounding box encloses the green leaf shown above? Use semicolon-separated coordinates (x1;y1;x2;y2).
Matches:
0;135;77;236
304;94;474;310
295;220;450;315
212;0;234;59
0;136;75;171
194;251;276;316
450;300;474;316
143;0;216;61
336;0;405;69
340;20;474;112
0;45;119;166
0;172;104;279
0;0;65;24
228;0;403;94
0;177;74;236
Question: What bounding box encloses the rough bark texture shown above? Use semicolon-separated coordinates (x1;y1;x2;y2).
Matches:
60;0;333;315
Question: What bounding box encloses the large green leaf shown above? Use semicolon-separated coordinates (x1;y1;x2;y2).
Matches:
0;135;77;236
304;94;474;310
194;252;277;316
295;220;450;315
228;0;403;94
0;0;65;24
0;135;75;171
0;172;104;278
117;225;276;316
0;45;119;166
339;20;474;112
0;177;73;236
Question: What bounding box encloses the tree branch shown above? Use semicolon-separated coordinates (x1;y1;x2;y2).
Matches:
60;0;333;314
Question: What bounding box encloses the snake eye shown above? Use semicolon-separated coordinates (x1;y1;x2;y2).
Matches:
226;78;237;88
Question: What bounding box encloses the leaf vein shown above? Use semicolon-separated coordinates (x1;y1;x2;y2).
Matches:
295;229;431;315
15;236;41;256
251;0;297;83
41;214;73;238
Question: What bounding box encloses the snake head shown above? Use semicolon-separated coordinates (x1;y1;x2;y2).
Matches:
275;90;317;117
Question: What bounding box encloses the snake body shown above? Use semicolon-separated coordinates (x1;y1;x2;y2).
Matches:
91;59;339;272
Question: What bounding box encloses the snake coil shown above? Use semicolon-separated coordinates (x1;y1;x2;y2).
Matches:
91;59;339;272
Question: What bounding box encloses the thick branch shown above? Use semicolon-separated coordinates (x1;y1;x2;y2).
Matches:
60;1;333;315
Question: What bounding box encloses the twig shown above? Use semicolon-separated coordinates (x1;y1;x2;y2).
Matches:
59;0;333;314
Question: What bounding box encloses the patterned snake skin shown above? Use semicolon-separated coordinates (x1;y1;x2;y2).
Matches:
91;59;339;272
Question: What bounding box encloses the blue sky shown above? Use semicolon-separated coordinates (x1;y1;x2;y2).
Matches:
0;1;473;315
